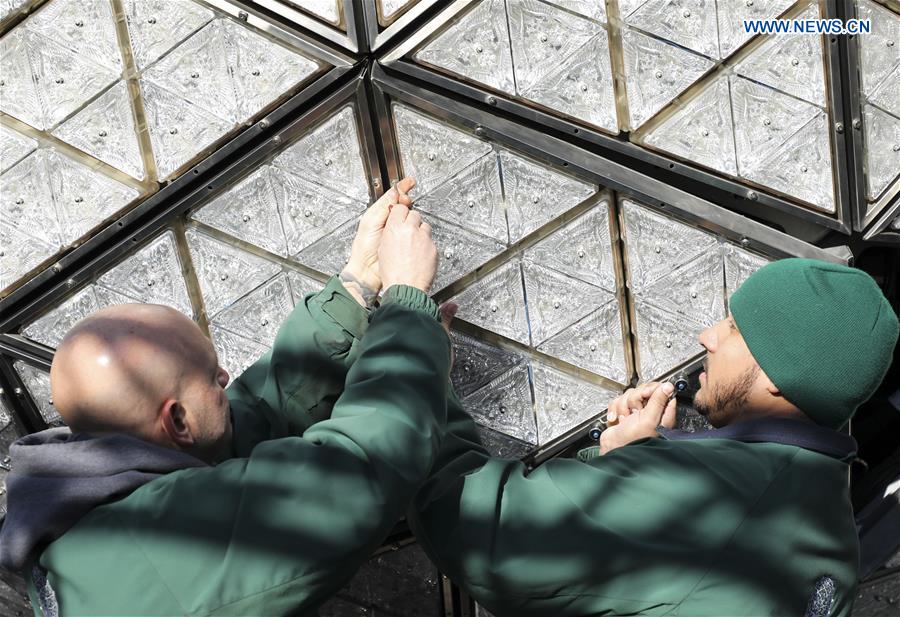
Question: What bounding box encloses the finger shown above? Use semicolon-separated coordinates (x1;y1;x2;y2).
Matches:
387;203;410;225
642;382;659;398
421;221;432;236
439;302;458;334
660;398;677;429
640;382;674;427
396;177;416;194
406;210;423;227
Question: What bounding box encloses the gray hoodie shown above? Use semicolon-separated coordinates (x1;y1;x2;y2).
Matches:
0;427;206;572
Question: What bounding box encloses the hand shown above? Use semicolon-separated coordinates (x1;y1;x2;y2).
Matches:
379;203;438;293
599;382;676;455
344;177;415;293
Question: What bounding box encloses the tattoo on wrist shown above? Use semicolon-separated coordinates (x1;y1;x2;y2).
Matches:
339;270;378;307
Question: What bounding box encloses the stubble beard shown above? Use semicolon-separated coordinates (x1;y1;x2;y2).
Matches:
693;364;760;427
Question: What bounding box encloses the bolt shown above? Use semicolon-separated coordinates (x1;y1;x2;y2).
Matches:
238;10;248;21
251;69;260;76
98;130;107;137
55;77;65;84
487;95;497;105
148;17;157;24
14;388;23;397
75;20;83;27
852;118;861;130
273;135;282;144
372;179;381;189
259;119;269;129
66;278;76;288
835;122;844;134
475;126;486;137
191;72;199;79
169;128;178;135
52;263;63;273
740;237;751;247
747;191;758;201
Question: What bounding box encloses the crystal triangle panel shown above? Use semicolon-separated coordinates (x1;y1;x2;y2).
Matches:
2;150;63;247
641;77;738;176
210;325;270;380
716;0;794;59
414;0;515;94
123;0;215;70
522;31;617;132
532;362;617;444
22;286;100;348
450;330;527;398
0;30;43;129
627;0;720;60
451;261;529;344
622;27;714;130
96;232;192;316
524;201;616;291
477;425;533;458
724;244;771;300
863;104;900;201
294;0;340;25
621;199;718;290
427;216;507;293
52;81;145;180
91;285;143;310
24;0;121;70
536;300;628;384
415;153;507;243
292;217;357;276
392;103;492;198
211;272;293;347
857;0;900;98
186;228;281;316
273;106;370;204
733;4;826;106
523;260;613;346
545;0;606;22
870;64;900;118
461;364;536;444
286;269;324;304
500;149;597;242
13;361;60;424
639;247;725;328
0;221;56;291
633;300;704;381
192;166;288;258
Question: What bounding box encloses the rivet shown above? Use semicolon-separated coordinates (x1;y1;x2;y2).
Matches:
74;196;83;203
15;198;23;205
740;237;751;247
800;164;808;173
498;405;506;413
467;200;476;209
373;179;381;188
475;126;486;137
654;246;661;254
532;196;539;204
98;130;107;137
252;69;260;76
763;117;771;126
683;9;691;17
304;209;312;217
242;214;250;222
835;122;844;133
893;144;900;152
169;127;178;135
487;95;497;105
55;77;65;84
66;278;76;288
475;44;483;53
148;17;157;24
560;402;567;410
701;128;709;137
191;72;199;79
273;135;282;144
147;279;155;287
259;119;270;129
238;10;248;21
75;20;83;27
261;318;269;326
14;388;23;397
48;397;53;405
589;343;596;351
444;249;453;259
577;250;585;258
791;57;800;66
690;291;697;299
324;158;333;167
852;118;861;129
655;70;663;79
553;300;561;309
52;263;63;273
580;82;588;92
887;40;895;47
540;33;548;43
427;152;436;161
665;341;672;349
490;304;498;313
220;273;228;281
747;190;758;201
746;0;754;5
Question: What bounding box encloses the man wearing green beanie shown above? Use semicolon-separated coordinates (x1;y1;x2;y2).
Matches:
409;258;899;617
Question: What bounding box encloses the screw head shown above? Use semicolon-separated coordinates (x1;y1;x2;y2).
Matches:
853;118;861;129
747;190;758;201
55;77;65;84
251;69;260;76
273;135;282;144
75;20;83;27
191;72;199;79
835;122;844;133
259;119;270;129
242;214;250;222
303;209;312;217
475;126;486;137
98;130;107;137
741;237;751;247
238;10;248;20
169;127;178;135
490;304;498;313
148;17;157;24
487;95;497;105
74;196;83;203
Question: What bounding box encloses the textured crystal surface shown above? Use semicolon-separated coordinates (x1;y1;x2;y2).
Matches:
426;216;506;293
462;365;537;444
537;300;627;383
621;199;717;290
123;0;214;70
140;79;233;180
508;0;603;95
627;0;720;60
3;151;62;247
0;221;55;291
477;426;534;459
870;64;900;117
733;4;825;106
450;330;526;398
0;126;37;174
293;217;357;276
451;261;529;344
633;300;704;381
532;362;616;444
622;27;713;130
211;273;293;347
523;260;612;346
641;248;725;328
186;228;282;317
53;81;145;180
743;112;835;212
393;104;492;197
25;0;121;70
524;202;616;291
545;0;606;22
210;325;270;379
642;77;737;175
415;153;507;243
273;106;370;204
96;232;192;316
290;0;340;25
286;269;324;304
857;0;900;98
724;244;771;300
13;361;60;424
415;0;515;94
500;149;597;242
381;0;413;19
22;286;99;348
730;76;819;176
863;104;900;201
717;0;794;59
0;30;43;129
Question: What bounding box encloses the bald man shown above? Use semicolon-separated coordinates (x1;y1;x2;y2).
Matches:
0;179;454;617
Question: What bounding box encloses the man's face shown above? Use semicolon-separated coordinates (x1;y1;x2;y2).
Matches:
693;315;761;427
179;335;232;463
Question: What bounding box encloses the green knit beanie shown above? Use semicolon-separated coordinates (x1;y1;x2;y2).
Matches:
729;258;898;429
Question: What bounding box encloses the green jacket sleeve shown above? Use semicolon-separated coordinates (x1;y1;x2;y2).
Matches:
45;287;450;617
227;276;370;456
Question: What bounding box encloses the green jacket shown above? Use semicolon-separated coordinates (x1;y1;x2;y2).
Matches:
409;394;860;617
32;278;450;616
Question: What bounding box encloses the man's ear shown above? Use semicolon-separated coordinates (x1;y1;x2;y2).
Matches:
160;399;195;448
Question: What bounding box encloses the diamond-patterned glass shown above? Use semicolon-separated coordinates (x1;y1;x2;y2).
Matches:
0;125;37;174
426;216;506;293
451;261;529;345
461;364;537;444
13;361;60;424
532;362;616;444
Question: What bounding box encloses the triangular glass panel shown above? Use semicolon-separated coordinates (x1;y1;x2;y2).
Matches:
209;325;270;380
0;30;43;129
716;0;794;59
392;104;492;198
627;0;720;60
619;0;649;19
185;228;281;316
0;126;37;174
22;286;99;348
91;285;141;310
450;330;527;398
524;201;616;291
622;27;713;130
500;149;597;243
46;149;139;242
732;4;826;106
52;81;145;180
123;0;215;70
414;0;515;95
523;260;612;346
545;0;606;22
621;198;717;290
24;0;121;70
633;300;704;381
292;216;358;276
639;247;725;328
452;260;529;344
742;112;835;212
13;361;60;424
140;79;233;180
507;0;603;94
642;76;738;176
294;0;340;25
426;215;507;293
730;76;820;177
536;299;628;384
2;150;63;247
211;272;293;347
532;362;617;444
724;244;771;301
870;64;900;118
476;425;533;459
192;166;288;257
522;31;618;132
273;106;370;204
0;221;55;291
415;153;507;243
286;269;324;305
461;364;536;444
96;232;193;316
382;0;413;19
857;0;900;98
863;104;900;201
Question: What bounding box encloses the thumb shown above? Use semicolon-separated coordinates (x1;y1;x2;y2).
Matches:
439;302;458;334
660;397;677;429
641;382;674;427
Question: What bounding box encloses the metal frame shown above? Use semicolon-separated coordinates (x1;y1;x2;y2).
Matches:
380;0;856;235
358;0;447;53
238;0;366;53
0;340;52;433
